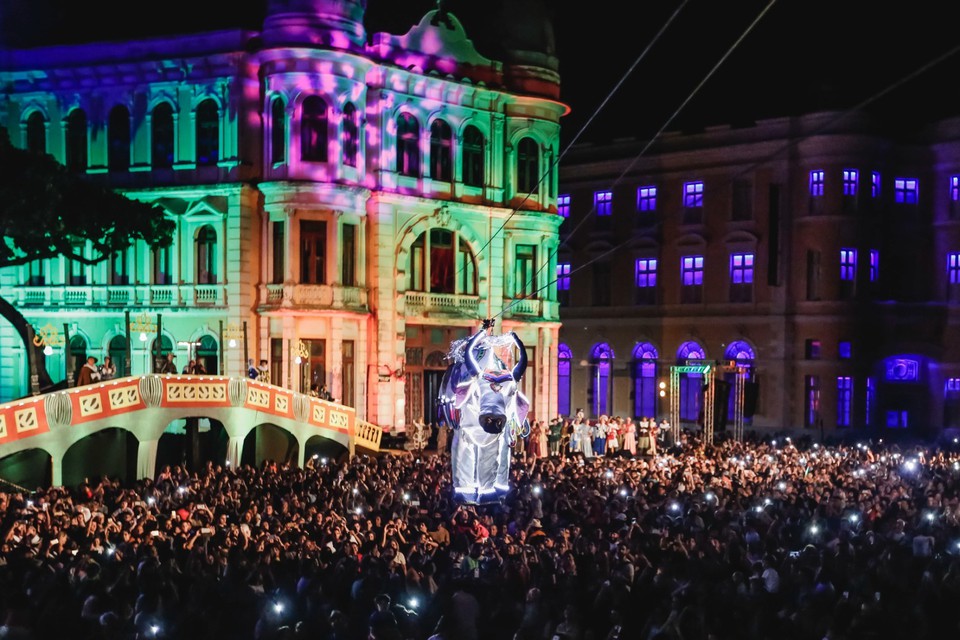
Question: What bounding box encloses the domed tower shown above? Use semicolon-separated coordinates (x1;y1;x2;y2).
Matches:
262;0;367;52
497;0;560;100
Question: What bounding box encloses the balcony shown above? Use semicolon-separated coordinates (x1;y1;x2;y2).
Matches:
259;284;369;312
404;291;480;317
12;284;226;309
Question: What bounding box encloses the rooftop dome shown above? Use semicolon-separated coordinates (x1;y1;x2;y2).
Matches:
262;0;367;51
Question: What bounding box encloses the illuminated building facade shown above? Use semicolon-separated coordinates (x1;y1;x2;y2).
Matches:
0;0;565;431
558;112;960;436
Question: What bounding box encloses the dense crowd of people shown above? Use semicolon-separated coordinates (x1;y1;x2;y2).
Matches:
3;428;960;639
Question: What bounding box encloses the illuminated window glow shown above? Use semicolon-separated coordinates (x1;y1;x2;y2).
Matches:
894;177;919;204
681;255;704;286
557;194;570;218
837;376;852;427
637;186;657;212
595;190;612;216
683;181;704;208
809;170;824;197
869;249;879;282
949;252;960;284
843;169;858;196
840;248;857;281
871;171;881;198
730;253;754;284
635;259;657;288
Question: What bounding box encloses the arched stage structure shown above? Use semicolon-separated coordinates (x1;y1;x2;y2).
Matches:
0;375;376;488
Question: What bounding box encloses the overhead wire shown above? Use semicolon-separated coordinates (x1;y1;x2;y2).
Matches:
457;0;692;303
497;0;779;321
504;35;960;316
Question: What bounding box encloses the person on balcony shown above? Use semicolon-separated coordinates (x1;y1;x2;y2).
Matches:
76;356;101;386
98;356;116;381
158;353;177;374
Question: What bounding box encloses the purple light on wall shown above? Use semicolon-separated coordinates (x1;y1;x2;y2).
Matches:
885;356;920;382
951;176;960;202
724;340;755;363
837;376;852;427
590;342;615;416
839;341;852;359
871;171;881;198
558;343;572;417
633;342;658;419
949;252;960;284
869;249;879;282
809;170;824;197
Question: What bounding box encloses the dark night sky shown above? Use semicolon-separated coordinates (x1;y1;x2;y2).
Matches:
2;0;960;145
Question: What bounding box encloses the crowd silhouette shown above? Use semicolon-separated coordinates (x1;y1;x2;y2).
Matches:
2;430;960;639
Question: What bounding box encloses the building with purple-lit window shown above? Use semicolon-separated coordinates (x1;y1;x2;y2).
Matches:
0;1;566;431
557;111;960;436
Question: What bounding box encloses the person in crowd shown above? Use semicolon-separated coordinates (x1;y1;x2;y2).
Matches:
4;431;960;640
248;358;259;379
76;355;101;386
637;417;651;455
622;416;637;456
548;416;563;457
257;358;270;383
605;416;620;456
98;355;116;381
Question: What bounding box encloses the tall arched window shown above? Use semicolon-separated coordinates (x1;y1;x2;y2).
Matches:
301;96;328;162
429;119;453;182
408;229;477;295
153;245;172;285
342;102;359;168
677;341;706;422
195;225;217;284
590;343;614;417
26;112;46;155
69;335;88;384
65;109;88;173
558;343;572;417
462;125;485;188
517;137;540;194
270;96;286;164
151;335;173;373
633;342;659;419
198;334;219;375
151;102;174;168
195;99;220;166
108;105;130;172
724;340;755;421
396;113;420;177
109;335;127;378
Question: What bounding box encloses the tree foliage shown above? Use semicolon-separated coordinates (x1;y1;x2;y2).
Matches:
0;128;174;268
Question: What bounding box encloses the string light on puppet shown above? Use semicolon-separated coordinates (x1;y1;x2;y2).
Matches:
438;318;530;505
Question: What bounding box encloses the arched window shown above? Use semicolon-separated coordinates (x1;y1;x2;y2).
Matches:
270;96;286;164
109;335;127;378
195;99;220;166
198;334;219;375
65;109;88;172
301;96;328;162
517;137;540;194
590;343;614;417
26;112;46;155
108;105;130;172
724;340;755;421
408;229;477;295
677;341;706;423
151;335;173;373
396;113;420;177
195;225;217;284
558;343;572;417
462;125;485;188
69;335;88;384
633;342;659;419
151;102;174;169
342;102;359;168
429;119;453;182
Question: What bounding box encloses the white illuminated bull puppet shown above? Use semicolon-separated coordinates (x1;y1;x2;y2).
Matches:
438;328;529;504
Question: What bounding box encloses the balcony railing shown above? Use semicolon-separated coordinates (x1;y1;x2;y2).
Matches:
259;284;368;311
502;297;543;317
404;291;481;316
13;284;225;309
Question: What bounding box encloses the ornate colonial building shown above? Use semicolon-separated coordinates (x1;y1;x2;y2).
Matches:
0;0;565;430
557;112;960;437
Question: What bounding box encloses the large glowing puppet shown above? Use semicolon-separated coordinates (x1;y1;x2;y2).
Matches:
438;322;529;504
